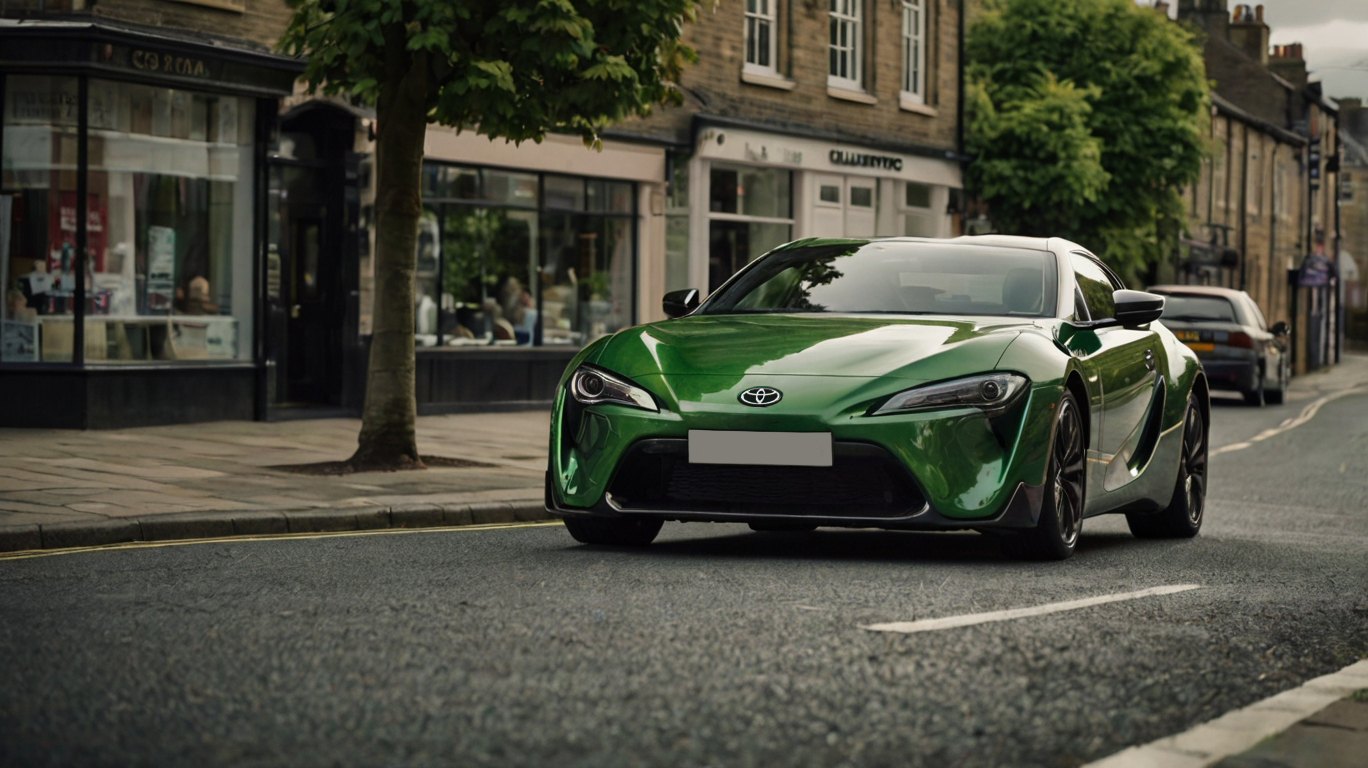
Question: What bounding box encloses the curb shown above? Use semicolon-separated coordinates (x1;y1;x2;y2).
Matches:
0;500;556;554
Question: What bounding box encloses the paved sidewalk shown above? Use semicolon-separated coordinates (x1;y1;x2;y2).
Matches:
0;411;552;552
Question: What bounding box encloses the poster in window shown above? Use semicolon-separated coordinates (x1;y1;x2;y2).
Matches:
147;225;177;311
2;321;38;362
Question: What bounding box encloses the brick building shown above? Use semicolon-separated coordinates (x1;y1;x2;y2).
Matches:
1175;0;1341;375
1338;99;1368;343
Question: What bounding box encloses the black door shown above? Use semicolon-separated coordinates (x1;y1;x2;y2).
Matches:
283;210;336;403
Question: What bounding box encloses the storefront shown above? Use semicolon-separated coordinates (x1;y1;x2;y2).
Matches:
665;122;962;294
0;20;301;428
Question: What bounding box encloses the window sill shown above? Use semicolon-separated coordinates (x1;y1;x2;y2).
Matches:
899;96;937;116
827;86;877;105
741;69;796;91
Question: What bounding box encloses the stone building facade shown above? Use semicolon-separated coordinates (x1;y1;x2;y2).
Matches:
1176;0;1341;374
1338;99;1368;344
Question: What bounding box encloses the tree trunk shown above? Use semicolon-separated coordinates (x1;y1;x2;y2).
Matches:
350;47;430;470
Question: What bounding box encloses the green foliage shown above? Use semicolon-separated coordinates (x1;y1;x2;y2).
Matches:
966;0;1209;281
280;0;705;146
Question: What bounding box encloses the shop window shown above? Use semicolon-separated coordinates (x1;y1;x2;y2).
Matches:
850;186;873;208
819;185;841;204
905;182;932;208
415;164;635;348
2;76;253;364
829;0;863;90
744;0;777;74
707;163;792;290
902;0;926;104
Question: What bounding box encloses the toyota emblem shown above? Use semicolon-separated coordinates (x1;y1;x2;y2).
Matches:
738;387;783;407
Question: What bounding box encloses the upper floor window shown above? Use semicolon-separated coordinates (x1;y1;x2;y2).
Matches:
829;0;862;89
902;0;925;102
745;0;777;74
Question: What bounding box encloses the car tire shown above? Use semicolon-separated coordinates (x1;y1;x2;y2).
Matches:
1004;391;1084;561
563;517;663;546
1242;365;1266;407
1265;361;1288;405
1127;393;1206;539
749;522;819;532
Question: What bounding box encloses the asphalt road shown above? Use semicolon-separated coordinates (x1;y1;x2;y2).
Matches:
2;389;1366;767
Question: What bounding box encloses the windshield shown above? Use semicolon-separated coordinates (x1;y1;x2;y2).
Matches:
1160;295;1239;323
700;241;1058;318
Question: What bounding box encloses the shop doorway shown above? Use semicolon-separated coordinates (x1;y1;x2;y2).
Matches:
267;104;355;410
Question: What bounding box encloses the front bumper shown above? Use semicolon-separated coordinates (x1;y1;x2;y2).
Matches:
547;375;1060;530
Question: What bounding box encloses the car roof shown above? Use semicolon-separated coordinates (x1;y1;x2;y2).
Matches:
1147;285;1248;298
866;234;1058;251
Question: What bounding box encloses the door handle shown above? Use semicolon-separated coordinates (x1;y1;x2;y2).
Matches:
1144;349;1155;370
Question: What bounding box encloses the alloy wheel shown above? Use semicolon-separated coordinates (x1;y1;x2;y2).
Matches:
1180;404;1207;527
1052;399;1086;549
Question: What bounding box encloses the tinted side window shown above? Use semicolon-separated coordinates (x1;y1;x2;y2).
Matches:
1071;254;1115;319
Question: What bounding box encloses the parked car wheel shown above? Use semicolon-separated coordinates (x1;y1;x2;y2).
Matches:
1265;360;1288;405
1128;394;1206;539
1242;367;1266;407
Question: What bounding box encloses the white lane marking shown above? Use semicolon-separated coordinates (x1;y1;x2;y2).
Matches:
861;584;1201;634
1082;658;1368;768
1211;386;1368;456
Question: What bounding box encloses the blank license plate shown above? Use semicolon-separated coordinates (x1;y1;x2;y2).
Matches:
688;430;833;467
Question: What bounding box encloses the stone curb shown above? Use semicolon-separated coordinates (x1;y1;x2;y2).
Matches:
0;500;556;554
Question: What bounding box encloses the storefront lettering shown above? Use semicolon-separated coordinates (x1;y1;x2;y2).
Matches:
829;150;903;172
131;49;210;78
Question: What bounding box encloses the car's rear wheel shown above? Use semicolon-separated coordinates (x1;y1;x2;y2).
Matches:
563;516;663;546
1127;393;1206;539
749;522;819;532
1005;392;1084;561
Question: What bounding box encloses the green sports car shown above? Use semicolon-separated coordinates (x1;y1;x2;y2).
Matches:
546;236;1209;560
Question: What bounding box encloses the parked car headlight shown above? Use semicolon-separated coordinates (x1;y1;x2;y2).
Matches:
569;366;658;412
869;373;1029;417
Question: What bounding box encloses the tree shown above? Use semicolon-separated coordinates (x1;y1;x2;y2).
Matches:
965;0;1208;282
280;0;704;469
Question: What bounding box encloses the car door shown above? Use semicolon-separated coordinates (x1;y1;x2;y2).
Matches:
1063;253;1162;510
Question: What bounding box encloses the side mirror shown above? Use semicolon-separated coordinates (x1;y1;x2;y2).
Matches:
1271;320;1289;337
662;288;700;319
1113;289;1165;328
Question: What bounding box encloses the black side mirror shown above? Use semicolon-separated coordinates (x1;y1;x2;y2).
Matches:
663;288;700;319
1113;289;1165;328
1271;320;1289;337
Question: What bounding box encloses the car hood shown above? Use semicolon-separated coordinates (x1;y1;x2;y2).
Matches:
596;314;1034;381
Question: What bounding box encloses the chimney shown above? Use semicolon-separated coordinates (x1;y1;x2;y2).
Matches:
1176;0;1229;38
1269;42;1308;91
1228;4;1270;64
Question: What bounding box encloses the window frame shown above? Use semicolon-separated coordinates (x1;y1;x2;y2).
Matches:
743;0;779;76
901;0;926;104
828;0;863;91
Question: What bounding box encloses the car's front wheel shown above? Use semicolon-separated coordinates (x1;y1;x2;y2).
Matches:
1127;393;1206;539
1005;391;1085;561
563;516;663;546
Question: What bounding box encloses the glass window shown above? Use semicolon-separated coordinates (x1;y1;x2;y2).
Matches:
83;80;254;362
542;212;633;346
544;175;584;211
3;75;79;362
1072;253;1117;320
707;163;793;290
1159;294;1239;323
435;206;538;346
709;164;790;218
849;186;873;208
745;0;777;73
902;1;926;102
665;155;690;293
819;184;841;204
484;170;537;207
829;0;862;89
905;182;932;208
703;242;1058;318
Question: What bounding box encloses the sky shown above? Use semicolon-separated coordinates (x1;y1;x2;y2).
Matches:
1141;0;1368;102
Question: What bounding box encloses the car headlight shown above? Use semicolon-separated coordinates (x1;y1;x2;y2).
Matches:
569;365;658;412
869;373;1029;417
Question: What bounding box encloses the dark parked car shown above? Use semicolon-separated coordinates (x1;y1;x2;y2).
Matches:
1149;285;1288;406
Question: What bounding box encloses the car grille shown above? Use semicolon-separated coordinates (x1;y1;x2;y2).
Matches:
607;441;924;518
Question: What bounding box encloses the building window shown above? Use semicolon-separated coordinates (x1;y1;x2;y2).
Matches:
2;76;254;364
418;164;635;349
708;163;792;291
665;154;691;293
901;0;926;103
829;0;862;90
744;0;777;74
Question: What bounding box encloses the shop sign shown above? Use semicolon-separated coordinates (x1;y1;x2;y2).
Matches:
829;150;903;172
129;49;212;79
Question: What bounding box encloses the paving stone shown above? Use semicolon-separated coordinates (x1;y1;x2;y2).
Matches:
0;524;42;552
441;505;475;527
40;519;141;549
